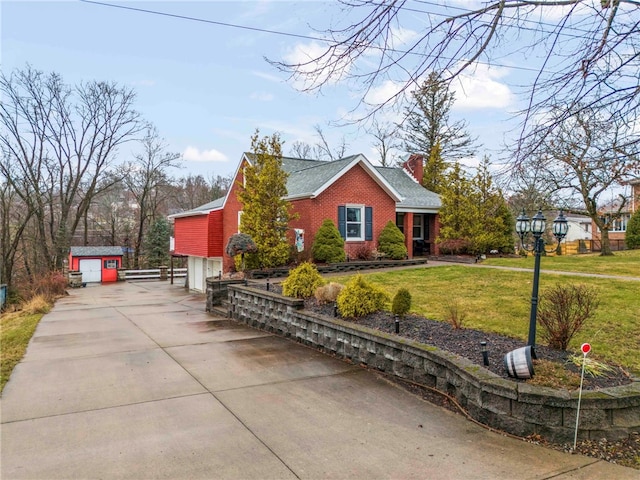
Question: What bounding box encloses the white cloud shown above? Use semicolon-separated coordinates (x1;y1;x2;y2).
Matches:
363;79;407;106
251;70;283;83
450;64;514;110
183;146;228;163
250;91;274;101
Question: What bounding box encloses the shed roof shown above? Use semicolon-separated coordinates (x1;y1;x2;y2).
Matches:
70;246;124;257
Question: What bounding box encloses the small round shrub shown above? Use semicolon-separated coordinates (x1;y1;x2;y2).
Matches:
314;282;344;304
378;221;408;259
312;219;346;263
336;274;389;318
391;288;412;316
282;262;325;298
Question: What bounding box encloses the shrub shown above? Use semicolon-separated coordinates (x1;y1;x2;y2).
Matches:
336;274;389;318
445;298;467;329
314;282;344;304
282;262;325;298
626;208;640;249
437;238;472;255
312;219;346;263
226;233;258;271
391;288;412;316
351;244;372;260
16;271;68;304
537;283;600;350
377;221;407;259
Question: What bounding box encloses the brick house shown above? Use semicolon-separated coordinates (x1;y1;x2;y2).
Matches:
591;178;640;247
170;153;440;292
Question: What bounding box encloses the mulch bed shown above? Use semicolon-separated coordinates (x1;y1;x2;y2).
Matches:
299;297;632;390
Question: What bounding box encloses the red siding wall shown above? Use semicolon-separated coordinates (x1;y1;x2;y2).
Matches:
173;215;210;257
207;210;224;257
289;163;397;259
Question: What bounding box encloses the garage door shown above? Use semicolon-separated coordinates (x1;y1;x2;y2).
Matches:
79;259;102;283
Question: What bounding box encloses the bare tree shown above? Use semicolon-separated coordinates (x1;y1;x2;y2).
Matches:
289;140;314;159
369;120;400;166
120;127;181;268
287;125;349;161
271;1;639;149
0;66;144;277
514;105;640;255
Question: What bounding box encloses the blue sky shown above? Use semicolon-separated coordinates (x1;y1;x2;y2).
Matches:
2;1;522;180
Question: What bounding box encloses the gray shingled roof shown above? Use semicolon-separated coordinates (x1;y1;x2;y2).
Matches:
375;167;441;211
173;153;440;217
70;246;124;257
168;196;225;218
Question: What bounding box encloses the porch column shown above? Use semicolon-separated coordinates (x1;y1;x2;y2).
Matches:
405;212;414;258
431;214;441;255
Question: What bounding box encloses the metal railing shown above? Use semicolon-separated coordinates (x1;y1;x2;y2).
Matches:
124;268;187;280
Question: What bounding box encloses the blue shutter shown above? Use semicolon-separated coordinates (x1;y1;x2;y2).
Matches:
338;205;346;239
365;207;373;241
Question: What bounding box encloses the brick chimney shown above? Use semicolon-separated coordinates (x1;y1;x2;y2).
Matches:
402;154;424;185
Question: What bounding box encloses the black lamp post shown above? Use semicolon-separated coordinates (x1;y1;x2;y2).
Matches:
515;209;569;353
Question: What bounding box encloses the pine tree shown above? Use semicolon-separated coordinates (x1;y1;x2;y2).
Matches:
144;217;171;267
400;72;476;191
238;130;293;269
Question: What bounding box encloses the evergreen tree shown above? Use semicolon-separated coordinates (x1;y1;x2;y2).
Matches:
626;208;640;249
378;221;408;259
238;130;293;269
312;219;346;263
144;217;170;267
437;159;513;255
470;156;515;254
400;72;476;191
437;162;477;254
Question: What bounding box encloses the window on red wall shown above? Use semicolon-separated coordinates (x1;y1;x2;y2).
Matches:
104;259;119;269
338;205;373;241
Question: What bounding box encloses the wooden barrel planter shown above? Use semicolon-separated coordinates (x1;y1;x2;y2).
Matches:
504;345;535;379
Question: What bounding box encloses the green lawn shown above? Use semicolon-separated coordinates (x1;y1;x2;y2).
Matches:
1;312;43;394
483;249;640;277
329;261;640;375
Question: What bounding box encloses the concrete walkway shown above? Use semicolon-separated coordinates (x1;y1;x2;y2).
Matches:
1;282;637;479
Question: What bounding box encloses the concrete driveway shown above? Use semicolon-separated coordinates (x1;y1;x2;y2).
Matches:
1;281;636;479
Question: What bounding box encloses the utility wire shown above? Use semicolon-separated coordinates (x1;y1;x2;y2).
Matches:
78;0;552;75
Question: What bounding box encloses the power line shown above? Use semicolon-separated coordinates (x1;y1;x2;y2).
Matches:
79;0;548;75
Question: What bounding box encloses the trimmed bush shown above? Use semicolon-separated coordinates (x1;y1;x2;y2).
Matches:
336;274;389;318
282;262;325;298
378;221;408;259
312;219;346;263
391;288;412;316
314;282;344;304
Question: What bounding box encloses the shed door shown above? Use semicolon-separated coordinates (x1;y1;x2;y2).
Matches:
79;259;102;283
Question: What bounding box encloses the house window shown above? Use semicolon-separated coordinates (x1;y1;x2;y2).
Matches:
611;214;630;232
346;205;364;240
413;215;423;240
104;259;118;269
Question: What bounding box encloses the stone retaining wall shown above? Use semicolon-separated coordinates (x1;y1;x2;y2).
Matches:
225;285;639;443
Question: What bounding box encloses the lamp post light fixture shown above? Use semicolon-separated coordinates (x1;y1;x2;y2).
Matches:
515;209;569;354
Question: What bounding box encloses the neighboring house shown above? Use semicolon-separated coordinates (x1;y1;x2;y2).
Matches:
170;153;441;293
69;246;124;283
592;178;640;245
563;213;593;242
